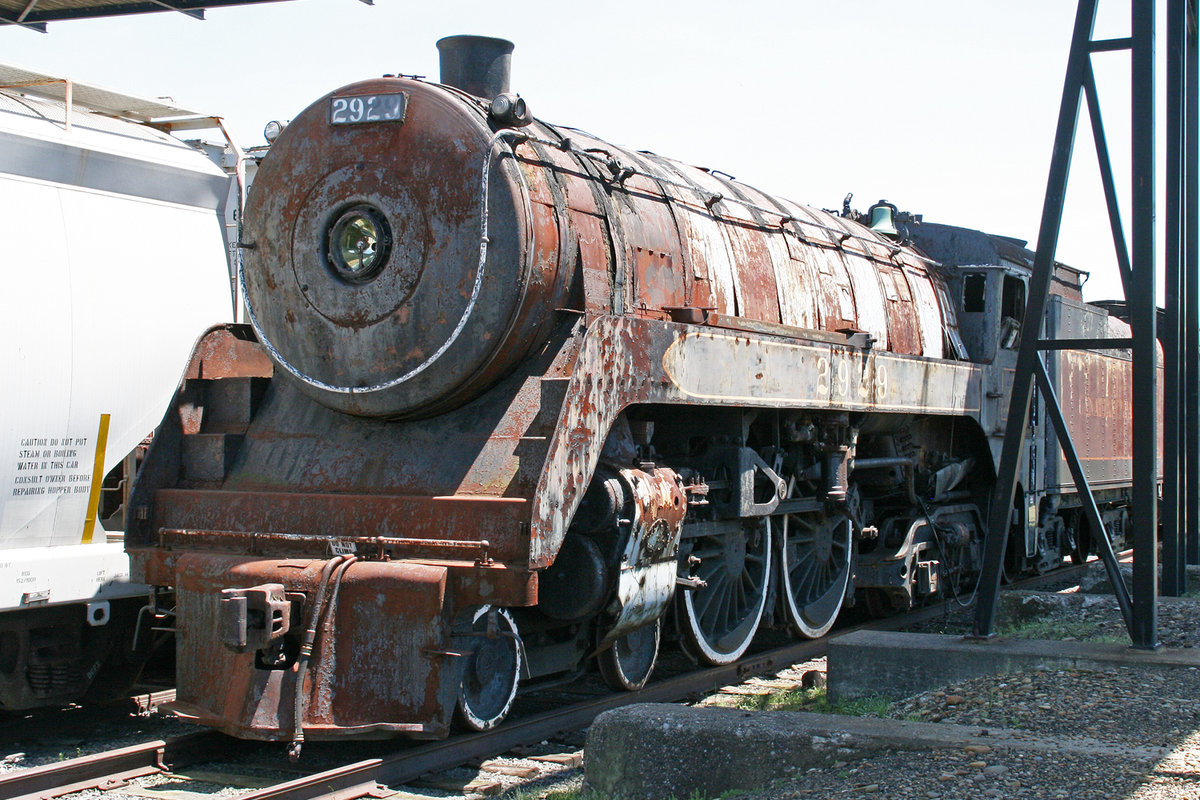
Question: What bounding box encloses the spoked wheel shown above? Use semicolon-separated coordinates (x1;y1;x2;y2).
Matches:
678;521;771;665
454;606;522;732
597;618;661;691
778;486;853;638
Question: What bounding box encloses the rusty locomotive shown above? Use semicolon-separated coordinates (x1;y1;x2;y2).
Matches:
126;37;1141;747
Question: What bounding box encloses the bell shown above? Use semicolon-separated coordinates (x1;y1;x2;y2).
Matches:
867;199;900;238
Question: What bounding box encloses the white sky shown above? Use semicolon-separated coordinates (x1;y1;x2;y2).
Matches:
0;0;1166;302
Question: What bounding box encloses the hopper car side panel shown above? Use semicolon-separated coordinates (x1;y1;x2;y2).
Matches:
0;79;239;710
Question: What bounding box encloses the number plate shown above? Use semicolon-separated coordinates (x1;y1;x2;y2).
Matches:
329;92;408;126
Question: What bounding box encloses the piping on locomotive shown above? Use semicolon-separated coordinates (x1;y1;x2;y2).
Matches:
126;36;1151;745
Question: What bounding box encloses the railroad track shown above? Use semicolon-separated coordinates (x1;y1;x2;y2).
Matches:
0;561;1103;800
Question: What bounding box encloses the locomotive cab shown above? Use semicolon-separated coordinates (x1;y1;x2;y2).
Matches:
947;265;1028;363
907;221;1039;364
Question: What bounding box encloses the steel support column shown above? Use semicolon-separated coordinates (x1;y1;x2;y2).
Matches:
1165;1;1199;581
974;0;1174;646
974;0;1100;637
1128;0;1159;649
1186;1;1200;569
1163;0;1189;596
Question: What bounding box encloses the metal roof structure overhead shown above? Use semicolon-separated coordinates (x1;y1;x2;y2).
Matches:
0;62;209;121
0;0;359;32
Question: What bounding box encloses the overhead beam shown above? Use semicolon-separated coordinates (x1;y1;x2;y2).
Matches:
1;0;294;26
145;0;204;19
0;6;46;30
16;0;40;21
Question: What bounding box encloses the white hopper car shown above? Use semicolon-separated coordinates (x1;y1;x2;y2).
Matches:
0;65;242;709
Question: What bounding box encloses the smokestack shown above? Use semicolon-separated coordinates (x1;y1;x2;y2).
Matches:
436;35;514;99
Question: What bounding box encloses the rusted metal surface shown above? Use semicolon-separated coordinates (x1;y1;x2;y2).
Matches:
512;123;943;364
128;312;582;542
599;468;687;646
242;78;571;418
1051;349;1135;489
905;264;950;355
168;554;457;740
217;323;578;498
183;325;274;381
1045;296;1164;491
133;546;535;615
150;491;531;563
529;315;982;567
133;71;982;743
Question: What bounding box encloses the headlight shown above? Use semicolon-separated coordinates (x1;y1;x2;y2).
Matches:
263;119;290;143
325;205;391;284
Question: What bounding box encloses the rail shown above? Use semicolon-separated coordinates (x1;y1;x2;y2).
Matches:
0;560;1103;800
0;731;238;800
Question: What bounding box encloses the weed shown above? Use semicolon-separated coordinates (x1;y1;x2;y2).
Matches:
725;686;893;717
832;694;892;717
997;616;1125;644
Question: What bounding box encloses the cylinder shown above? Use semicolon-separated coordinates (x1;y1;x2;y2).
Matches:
436;35;514;99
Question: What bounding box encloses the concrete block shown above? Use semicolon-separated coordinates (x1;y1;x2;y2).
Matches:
828;630;1200;702
583;704;895;800
583;703;1168;800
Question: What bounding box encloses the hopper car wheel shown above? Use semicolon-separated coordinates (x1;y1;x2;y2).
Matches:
454;606;522;732
597;618;661;691
1001;532;1025;584
1070;512;1093;565
678;522;771;665
778;479;853;639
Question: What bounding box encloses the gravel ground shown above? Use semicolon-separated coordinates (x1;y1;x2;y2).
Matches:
744;745;1198;800
905;589;1200;649
10;562;1199;800
0;702;196;775
733;576;1200;800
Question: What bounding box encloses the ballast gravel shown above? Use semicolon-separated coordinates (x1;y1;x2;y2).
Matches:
736;588;1200;800
9;565;1199;800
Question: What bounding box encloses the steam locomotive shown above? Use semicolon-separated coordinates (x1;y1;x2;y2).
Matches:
126;37;1140;747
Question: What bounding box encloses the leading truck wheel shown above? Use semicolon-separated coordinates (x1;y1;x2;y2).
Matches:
597;618;661;691
454;607;522;732
678;521;771;665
